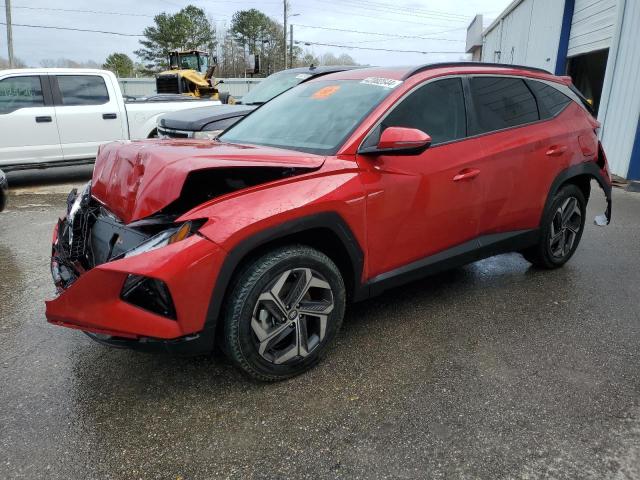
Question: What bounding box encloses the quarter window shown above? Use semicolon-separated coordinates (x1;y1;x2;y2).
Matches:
469;77;539;134
382;78;467;145
527;80;572;118
57;75;109;106
0;76;45;114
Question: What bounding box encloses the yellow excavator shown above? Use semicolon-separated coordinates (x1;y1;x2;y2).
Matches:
155;50;228;102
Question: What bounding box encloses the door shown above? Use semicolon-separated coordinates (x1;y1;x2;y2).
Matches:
466;76;569;234
357;77;486;277
0;75;62;167
52;74;126;161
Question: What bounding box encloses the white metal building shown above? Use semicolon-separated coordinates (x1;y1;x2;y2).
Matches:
467;0;640;180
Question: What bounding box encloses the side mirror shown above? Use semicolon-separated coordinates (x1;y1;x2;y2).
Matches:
359;126;432;155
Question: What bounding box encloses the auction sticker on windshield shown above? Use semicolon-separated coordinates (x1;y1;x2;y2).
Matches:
312;85;341;99
295;73;312;79
360;77;403;89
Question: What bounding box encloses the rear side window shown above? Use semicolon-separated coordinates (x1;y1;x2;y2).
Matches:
469;77;538;134
57;75;109;106
527;80;572;118
382;78;466;145
0;76;45;114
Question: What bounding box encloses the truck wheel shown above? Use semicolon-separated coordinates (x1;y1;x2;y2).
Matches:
522;184;587;269
222;245;346;381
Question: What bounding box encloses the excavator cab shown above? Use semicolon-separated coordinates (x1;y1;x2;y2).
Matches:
156;50;227;102
168;50;209;74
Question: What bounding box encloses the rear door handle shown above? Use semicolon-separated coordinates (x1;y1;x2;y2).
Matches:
102;113;117;120
546;145;567;157
453;169;480;182
35;116;52;123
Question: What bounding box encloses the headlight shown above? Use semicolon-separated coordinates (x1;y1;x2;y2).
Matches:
193;130;223;140
67;182;91;245
123;222;193;259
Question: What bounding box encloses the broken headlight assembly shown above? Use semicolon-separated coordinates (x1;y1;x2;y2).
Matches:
193;130;223;140
122;221;197;259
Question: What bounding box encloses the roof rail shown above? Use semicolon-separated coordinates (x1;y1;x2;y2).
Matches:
403;62;552;79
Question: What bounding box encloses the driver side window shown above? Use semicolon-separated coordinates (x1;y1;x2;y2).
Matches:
382;77;467;146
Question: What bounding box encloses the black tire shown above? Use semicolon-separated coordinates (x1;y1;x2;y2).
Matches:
522;184;587;269
222;245;346;381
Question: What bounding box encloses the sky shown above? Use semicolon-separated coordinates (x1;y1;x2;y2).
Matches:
0;0;512;69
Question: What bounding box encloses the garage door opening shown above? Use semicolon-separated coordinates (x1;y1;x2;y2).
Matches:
567;49;609;115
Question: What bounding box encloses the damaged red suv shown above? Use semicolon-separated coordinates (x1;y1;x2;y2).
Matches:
47;64;612;381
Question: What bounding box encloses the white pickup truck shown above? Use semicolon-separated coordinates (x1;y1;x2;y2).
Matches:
0;68;221;170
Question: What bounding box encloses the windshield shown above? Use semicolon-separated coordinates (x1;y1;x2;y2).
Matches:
240;71;313;105
220;79;398;155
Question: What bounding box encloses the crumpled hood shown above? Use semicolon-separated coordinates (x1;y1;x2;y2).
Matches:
91;139;325;224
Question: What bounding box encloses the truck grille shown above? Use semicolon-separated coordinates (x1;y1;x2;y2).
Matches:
156;74;180;94
157;126;193;139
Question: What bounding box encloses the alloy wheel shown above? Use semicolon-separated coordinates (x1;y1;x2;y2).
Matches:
251;268;334;365
549;196;582;258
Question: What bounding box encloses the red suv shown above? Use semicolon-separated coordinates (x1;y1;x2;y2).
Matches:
47;64;612;381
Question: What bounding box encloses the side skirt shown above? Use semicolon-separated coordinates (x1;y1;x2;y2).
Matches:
1;158;95;172
363;229;540;298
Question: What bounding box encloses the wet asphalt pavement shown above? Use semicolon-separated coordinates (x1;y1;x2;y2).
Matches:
1;169;639;479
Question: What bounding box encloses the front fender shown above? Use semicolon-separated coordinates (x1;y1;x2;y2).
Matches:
179;169;368;252
178;169;369;332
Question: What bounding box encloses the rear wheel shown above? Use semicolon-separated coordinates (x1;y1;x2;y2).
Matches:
222;245;346;381
522;184;586;268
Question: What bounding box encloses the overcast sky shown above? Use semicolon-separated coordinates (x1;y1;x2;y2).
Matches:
1;0;512;69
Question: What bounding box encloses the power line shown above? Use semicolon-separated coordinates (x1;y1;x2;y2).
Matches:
308;0;470;25
295;40;467;55
295;3;467;28
293;24;464;42
322;0;470;22
0;22;143;37
336;0;472;21
1;4;155;17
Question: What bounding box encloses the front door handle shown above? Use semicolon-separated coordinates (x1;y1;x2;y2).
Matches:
546;145;567;157
102;113;117;120
453;169;480;182
35;116;52;123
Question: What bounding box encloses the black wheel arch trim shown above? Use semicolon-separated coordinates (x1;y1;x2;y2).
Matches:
544;161;612;226
202;211;365;337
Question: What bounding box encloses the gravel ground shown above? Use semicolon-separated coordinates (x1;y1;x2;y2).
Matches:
1;170;639;479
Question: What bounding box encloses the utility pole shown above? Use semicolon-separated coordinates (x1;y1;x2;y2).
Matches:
5;0;14;67
289;25;293;68
283;0;287;69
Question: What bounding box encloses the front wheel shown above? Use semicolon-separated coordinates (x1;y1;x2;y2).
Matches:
222;245;346;381
522;184;587;269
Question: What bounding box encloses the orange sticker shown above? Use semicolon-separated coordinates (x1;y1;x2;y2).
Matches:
312;85;341;99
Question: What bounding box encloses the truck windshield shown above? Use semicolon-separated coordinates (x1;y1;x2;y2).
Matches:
220;79;397;155
239;71;313;105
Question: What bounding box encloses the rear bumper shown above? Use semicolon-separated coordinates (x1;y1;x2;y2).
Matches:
46;215;226;353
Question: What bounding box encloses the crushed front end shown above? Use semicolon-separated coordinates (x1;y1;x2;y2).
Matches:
47;183;224;355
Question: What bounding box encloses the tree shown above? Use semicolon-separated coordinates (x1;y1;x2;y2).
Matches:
294;51;319;68
318;52;358;66
39;58;100;68
0;57;27;68
230;9;272;55
103;53;135;77
135;5;216;72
